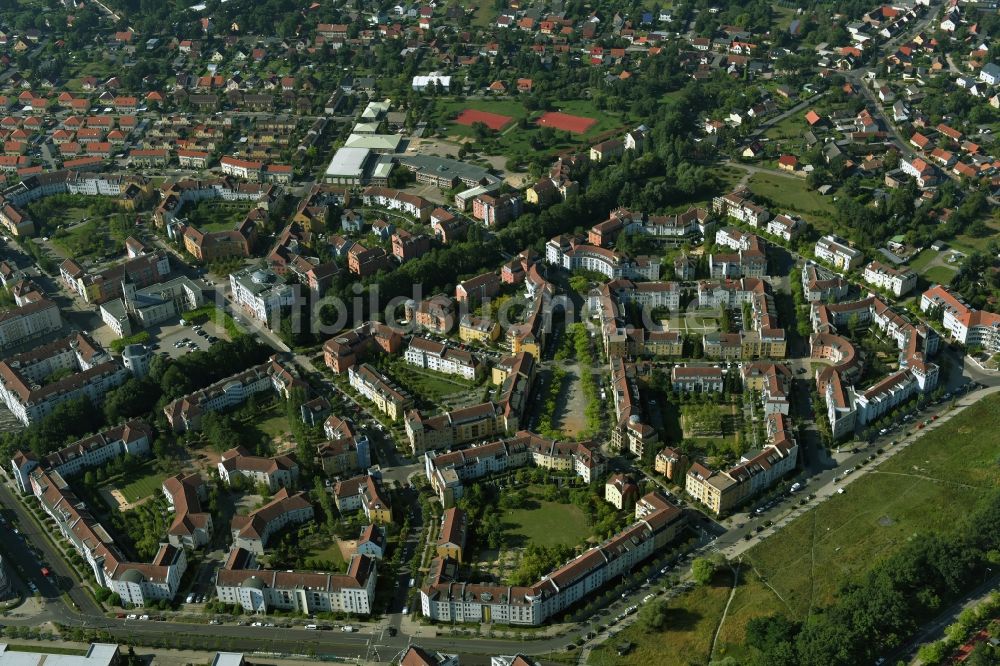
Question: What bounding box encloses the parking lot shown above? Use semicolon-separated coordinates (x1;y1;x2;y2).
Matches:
149;319;227;359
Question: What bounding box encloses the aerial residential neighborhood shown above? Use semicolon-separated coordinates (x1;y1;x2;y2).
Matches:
0;0;996;665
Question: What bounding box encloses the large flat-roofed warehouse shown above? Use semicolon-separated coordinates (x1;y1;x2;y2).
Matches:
324;147;374;185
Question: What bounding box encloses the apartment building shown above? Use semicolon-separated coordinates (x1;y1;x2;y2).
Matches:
60;250;171;304
230;489;314;554
163;356;302;432
455;271;501;306
801;262;849;302
863;261;917;297
741;362;792;416
685;413;798;515
814;234;864;270
709;231;767;279
765;213;802;241
604;473;638;510
405;352;535;454
424;431;605;506
608;358;658;458
545;235;660;281
459;315;500;343
99;276;204;339
670;366;725;392
218;446;299;492
161;471;213;548
920;284;1000;352
472;192;523;227
816;296;941;440
356;524;386;560
361;186;433;221
348;363;413;421
153;177;274;227
0;332;129;425
30;468;186;606
0;297;62;351
654;447;687;481
696;277;767;309
420;493;685;625
404;337;481;380
711;189;771;227
1;170;150;237
323;321;405;374
229;268;295;326
216;551;376;615
436;507;468;564
333;474;392;524
603;279;681;313
11;420;151;493
405;402;508;456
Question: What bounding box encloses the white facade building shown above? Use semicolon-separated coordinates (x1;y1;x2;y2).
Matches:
814;234;864;270
863;261;917;297
404;337;480;380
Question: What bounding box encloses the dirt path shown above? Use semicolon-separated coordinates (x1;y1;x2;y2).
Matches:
710;563;741;659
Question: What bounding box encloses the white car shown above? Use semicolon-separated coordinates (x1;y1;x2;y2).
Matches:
127;614;137;620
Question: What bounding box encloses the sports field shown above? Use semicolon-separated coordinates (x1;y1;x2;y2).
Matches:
536;111;597;134
455;108;514;131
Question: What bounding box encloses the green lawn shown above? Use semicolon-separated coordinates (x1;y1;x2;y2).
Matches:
707;165;746;192
588;568;735;666
241;402;293;443
50;218;126;262
680;403;744;460
746;395;999;618
907;249;938;272
390;363;476;405
302;541;346;570
119;468;168;504
588;392;1000;665
502;489;590;549
764;114;806;140
747;172;837;227
184;200;252;232
922;265;957;285
470;4;495;27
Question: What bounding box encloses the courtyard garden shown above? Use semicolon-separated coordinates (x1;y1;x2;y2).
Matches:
181;199;254;232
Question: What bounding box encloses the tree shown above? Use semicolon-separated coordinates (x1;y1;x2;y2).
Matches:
691;557;716;585
637;599;669;632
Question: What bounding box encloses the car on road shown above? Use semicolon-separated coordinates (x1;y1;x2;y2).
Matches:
127;614;137;620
